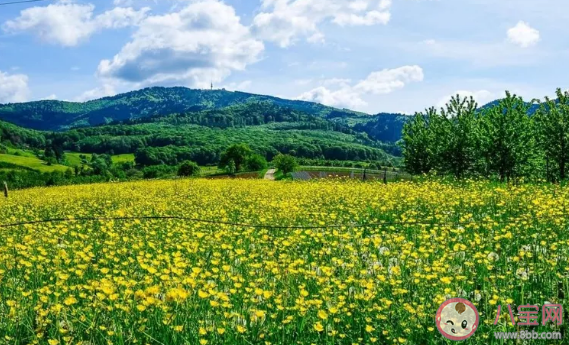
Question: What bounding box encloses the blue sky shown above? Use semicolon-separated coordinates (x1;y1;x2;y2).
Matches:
0;0;567;114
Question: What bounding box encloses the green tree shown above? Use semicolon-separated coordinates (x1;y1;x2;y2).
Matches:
535;88;569;181
177;161;201;177
273;154;298;174
440;95;479;178
478;92;534;181
245;154;268;171
218;144;252;172
402;108;437;174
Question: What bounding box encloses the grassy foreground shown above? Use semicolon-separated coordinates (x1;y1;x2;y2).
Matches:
0;179;568;344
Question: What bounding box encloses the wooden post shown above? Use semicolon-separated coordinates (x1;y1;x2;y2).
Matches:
383;167;387;184
362;168;367;181
3;181;8;198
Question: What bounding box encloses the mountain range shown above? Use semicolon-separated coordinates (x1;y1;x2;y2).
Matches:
0;87;409;144
0;87;414;170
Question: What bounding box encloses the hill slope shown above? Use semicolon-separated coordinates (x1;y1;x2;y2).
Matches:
0;87;365;131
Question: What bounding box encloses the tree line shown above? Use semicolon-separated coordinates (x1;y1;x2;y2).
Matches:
403;88;569;182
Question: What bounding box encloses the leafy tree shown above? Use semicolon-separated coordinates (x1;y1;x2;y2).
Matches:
245;154;268;171
218;144;252;172
478;92;534;181
273;154;298;174
178;161;201;177
225;160;236;175
402;108;437;174
440;95;479;178
534;88;569;181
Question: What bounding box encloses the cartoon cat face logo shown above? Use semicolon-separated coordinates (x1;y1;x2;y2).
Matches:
436;298;479;341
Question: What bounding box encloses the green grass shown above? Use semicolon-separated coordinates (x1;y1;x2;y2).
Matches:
0;153;69;173
65;152;135;166
112;154;135;164
5;147;37;158
200;166;223;176
65;152;93;166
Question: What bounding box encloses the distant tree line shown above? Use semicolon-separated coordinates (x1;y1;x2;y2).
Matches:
403;88;569;182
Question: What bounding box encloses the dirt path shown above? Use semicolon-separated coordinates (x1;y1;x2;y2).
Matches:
264;169;276;180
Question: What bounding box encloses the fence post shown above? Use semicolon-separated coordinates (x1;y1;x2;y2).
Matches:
362;168;367;181
383;168;387;184
3;181;8;198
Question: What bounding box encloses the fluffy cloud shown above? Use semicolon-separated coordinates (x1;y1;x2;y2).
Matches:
437;90;494;108
298;86;367;109
3;1;149;46
354;65;424;94
0;71;30;103
75;84;116;102
97;0;264;88
507;21;540;48
252;0;392;47
298;65;423;110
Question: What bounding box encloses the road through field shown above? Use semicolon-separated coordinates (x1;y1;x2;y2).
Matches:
264;168;276;180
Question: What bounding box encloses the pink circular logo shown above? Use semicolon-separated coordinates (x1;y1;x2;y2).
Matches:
436;298;479;341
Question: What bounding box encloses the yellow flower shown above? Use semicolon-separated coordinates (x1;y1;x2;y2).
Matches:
314;322;324;332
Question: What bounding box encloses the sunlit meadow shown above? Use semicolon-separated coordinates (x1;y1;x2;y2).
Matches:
0;179;568;344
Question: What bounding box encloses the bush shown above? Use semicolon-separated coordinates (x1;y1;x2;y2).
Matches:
245;154;268;171
142;165;175;179
273;154;298;174
178;161;201;177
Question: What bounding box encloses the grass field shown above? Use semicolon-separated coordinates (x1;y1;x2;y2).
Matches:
0;179;567;344
111;153;135;164
0;151;137;173
65;153;135;166
64;153;92;167
0;153;69;173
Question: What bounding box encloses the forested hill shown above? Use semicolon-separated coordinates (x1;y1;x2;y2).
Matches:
0;87;366;131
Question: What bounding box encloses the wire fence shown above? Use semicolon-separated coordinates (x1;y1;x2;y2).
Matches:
0;213;563;230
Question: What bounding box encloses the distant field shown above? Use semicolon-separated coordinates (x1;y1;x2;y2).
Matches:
5;147;37;158
0;153;69;173
112;153;135;164
65;152;92;166
200;166;223;176
65;152;135;166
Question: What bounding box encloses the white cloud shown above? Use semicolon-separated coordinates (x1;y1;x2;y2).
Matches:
0;70;29;103
437;90;494;108
298;65;423;110
97;0;264;89
298;86;367;109
3;1;149;46
507;21;540;48
322;78;352;87
41;94;58;100
75;84;116;102
354;65;424;94
252;0;391;47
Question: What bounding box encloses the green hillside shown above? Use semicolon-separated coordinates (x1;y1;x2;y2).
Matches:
0;153;69;173
0;87;365;131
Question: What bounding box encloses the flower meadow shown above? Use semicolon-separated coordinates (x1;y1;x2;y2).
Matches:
1;179;568;344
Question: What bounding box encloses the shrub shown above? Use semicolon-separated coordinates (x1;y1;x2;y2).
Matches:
178;161;201;177
273;154;298;174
